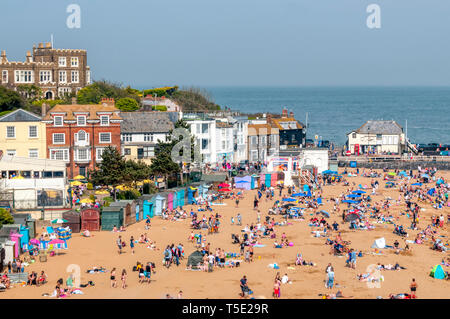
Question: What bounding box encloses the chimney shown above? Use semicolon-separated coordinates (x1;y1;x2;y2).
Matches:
289;111;294;118
26;51;32;63
282;109;288;118
72;97;77;105
38;43;44;49
46;42;52;48
1;50;7;63
42;103;48;117
101;98;115;106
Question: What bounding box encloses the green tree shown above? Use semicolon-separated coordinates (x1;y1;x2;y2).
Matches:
124;160;152;187
116;97;140;111
77;80;141;105
89;146;126;200
0;86;25;112
0;208;14;226
149;150;180;190
17;84;42;102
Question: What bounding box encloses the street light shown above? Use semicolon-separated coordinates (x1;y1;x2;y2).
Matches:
153;93;157;110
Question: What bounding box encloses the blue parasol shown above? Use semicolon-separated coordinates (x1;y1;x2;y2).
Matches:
352;190;366;194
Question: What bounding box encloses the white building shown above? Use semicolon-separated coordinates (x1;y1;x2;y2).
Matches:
229;116;249;163
0;155;68;209
347;120;406;155
215;121;234;163
186;116;217;164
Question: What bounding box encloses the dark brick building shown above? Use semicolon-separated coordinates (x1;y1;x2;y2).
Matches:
42;98;122;179
0;42;91;100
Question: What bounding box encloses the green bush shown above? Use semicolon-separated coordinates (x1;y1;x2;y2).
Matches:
117;189;141;200
116;97;140;111
152;105;167;111
103;201;110;207
142;86;178;98
0;208;14;226
89;194;96;202
86;183;93;190
103;196;113;202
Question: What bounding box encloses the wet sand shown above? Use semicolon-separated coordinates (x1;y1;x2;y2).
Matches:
3;169;449;299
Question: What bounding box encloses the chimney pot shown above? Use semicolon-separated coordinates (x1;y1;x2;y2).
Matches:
289;111;294;118
38;43;44;48
42;103;48;117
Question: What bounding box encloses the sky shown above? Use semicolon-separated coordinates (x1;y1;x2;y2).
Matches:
1;0;449;88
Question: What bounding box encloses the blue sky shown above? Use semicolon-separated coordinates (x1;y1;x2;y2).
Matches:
1;0;449;87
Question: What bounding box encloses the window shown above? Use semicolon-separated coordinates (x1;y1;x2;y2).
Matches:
53;133;65;144
54;116;63;126
222;141;226;149
28;149;38;158
144;133;153;142
71;71;79;83
53;171;64;178
86;70;91;84
100;115;109;126
6;126;15;138
201;139;209;150
99;132;111;143
142;146;154;158
96;148;106;160
76;148;89;161
261;136;266;145
6;150;16;156
50;149;69;161
58;57;66;67
39;70;52;83
76;130;87;141
251;150;258;161
14;70;33;83
58;87;71;97
196;124;201;134
251;136;257;145
71;57;79;67
352;133;356;139
59;71;67;83
124;148;131;155
2;70;8;83
201;123;209;134
77;116;86;126
28;125;38;138
121;134;132;142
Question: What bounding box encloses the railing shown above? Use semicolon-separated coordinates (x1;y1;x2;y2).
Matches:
337;155;450;162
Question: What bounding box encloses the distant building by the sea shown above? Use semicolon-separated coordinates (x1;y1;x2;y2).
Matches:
0;42;91;100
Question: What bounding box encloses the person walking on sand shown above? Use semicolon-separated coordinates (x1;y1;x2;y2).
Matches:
110;268;117;288
326;268;335;289
117;236;122;255
130;236;135;254
121;269;127;289
410;278;417;298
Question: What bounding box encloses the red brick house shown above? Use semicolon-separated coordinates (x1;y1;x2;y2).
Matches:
42;98;122;178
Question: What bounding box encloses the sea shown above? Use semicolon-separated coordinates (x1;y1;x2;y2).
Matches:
206;86;450;146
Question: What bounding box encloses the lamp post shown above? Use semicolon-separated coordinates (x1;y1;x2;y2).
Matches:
153;93;157;110
367;125;370;155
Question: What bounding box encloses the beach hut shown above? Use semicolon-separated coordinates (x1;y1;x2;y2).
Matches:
188;186;198;204
109;201;134;226
141;195;156;219
177;188;185;207
81;208;101;231
251;175;259;189
101;206;124;231
9;233;22;258
19;225;29;250
265;174;272;188
167;192;174;211
0;247;4;271
62;211;81;233
26;219;36;239
271;173;277;187
154;194;167;216
1;240;15;265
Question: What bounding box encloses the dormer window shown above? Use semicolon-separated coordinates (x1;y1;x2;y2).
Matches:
100;115;109;126
54;116;63;126
77;115;86;126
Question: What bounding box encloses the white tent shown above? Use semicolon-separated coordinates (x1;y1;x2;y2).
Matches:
371;237;386;249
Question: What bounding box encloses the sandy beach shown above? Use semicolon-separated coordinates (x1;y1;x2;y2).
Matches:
2;168;449;299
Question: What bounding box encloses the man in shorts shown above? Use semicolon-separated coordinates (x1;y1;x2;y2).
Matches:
117;236;122;254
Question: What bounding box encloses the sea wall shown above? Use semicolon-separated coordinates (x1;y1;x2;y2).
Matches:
338;160;450;170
